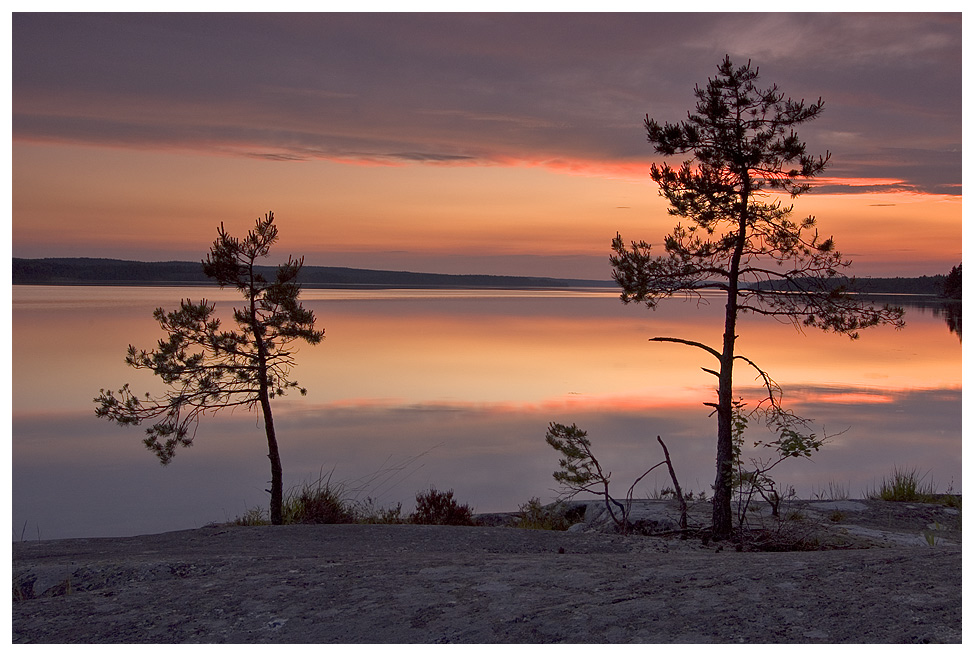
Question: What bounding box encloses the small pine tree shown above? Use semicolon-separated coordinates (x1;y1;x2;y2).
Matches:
95;212;324;524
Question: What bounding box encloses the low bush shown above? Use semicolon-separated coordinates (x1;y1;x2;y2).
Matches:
232;507;270;526
228;469;356;526
352;497;405;524
409;487;474;525
515;498;583;531
287;489;354;524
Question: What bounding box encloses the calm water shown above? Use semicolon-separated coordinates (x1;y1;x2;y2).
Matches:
11;285;962;539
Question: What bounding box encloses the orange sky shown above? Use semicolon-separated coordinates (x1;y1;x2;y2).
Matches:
11;140;961;279
11;13;963;279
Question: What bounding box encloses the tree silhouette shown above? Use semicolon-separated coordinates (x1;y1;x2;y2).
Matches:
611;57;904;539
942;264;961;300
95;213;324;524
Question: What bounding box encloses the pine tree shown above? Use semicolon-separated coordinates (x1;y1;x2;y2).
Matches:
611;57;904;539
95;213;324;524
942;264;962;299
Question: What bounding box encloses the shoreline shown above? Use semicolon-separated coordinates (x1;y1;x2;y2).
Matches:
14;497;962;547
13;508;962;643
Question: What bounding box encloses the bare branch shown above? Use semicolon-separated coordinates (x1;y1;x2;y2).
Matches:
650;336;721;360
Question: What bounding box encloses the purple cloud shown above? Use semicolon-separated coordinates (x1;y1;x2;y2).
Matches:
13;13;961;194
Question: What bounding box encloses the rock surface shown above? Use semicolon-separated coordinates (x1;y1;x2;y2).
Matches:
12;499;962;643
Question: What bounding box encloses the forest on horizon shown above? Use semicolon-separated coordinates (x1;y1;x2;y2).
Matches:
11;257;609;289
12;257;958;296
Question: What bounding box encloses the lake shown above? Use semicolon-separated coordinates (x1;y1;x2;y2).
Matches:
11;285;962;540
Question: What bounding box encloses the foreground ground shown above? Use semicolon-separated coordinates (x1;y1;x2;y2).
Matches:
12;499;962;643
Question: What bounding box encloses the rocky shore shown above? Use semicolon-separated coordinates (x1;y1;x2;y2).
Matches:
12;499;961;643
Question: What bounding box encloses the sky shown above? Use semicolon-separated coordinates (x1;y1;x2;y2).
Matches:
10;11;963;279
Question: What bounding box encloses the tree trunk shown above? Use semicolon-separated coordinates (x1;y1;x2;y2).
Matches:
712;182;749;540
254;320;283;525
711;307;737;540
259;386;284;525
248;264;284;525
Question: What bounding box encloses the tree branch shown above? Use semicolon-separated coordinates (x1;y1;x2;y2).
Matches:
649;336;721;360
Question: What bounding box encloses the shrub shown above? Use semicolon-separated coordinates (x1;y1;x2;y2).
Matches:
409;487;474;525
515;498;582;531
232;507;270;526
287;488;354;524
282;470;354;524
353;497;405;524
231;468;413;526
545;423;687;533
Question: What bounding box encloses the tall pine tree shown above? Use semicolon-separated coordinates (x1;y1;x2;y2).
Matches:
612;57;904;538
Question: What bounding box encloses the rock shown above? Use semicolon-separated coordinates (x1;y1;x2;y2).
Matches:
11;522;962;643
807;501;868;512
13;565;79;600
473;512;519;527
573;499;684;534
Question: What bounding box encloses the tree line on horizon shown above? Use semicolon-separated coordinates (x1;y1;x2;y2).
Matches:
11;256;959;296
749;271;959;297
11;257;606;289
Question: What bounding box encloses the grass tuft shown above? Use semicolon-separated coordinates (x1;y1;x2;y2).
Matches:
812;480;850;501
867;467;962;508
872;467;937;502
351;497;405;524
283;470;354;525
232;506;270;526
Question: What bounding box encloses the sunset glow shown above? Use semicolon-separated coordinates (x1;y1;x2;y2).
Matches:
11;13;961;279
9;13;964;542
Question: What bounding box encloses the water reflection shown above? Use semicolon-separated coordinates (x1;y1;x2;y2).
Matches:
935;302;962;340
861;293;962;340
11;286;962;539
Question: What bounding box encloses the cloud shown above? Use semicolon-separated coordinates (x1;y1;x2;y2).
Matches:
246;152;309;162
12;13;961;195
383;152;478;163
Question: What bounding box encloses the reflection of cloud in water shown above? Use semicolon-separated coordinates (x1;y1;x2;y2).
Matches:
278;385;961;505
800;391;896;405
12;391;960;541
13;288;961;541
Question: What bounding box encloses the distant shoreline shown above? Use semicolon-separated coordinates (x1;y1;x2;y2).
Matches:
12;280;621;292
11;257;612;290
11;257;954;296
9;282;948;299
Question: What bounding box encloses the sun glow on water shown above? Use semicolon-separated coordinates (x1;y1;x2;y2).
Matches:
11;286;961;539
